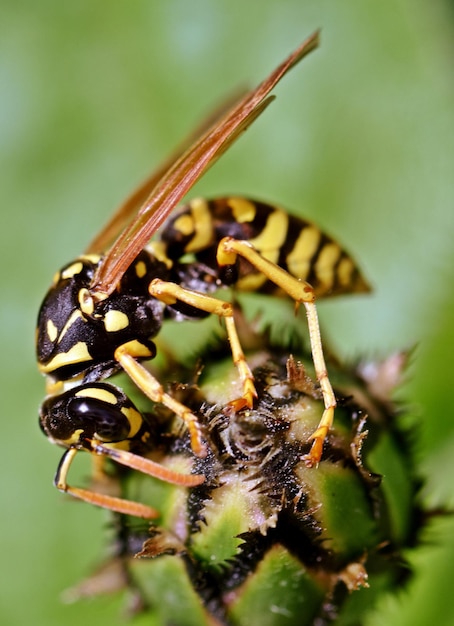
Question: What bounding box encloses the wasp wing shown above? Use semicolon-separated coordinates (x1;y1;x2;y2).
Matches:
85;89;248;254
91;31;319;296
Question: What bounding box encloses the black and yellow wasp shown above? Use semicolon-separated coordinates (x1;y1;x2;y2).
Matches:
37;32;369;519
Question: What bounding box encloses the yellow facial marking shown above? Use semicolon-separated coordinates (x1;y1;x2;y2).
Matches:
228;197;257;223
46;319;58;343
121;406;143;438
286;225;320;279
75;386;118;405
104;310;129;332
61;428;84;446
314;243;341;290
38;342;92;373
135;260;147;279
61;261;84;280
184;198;213;252
249;209;289;264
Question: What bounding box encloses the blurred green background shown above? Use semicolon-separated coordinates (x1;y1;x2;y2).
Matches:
1;1;453;624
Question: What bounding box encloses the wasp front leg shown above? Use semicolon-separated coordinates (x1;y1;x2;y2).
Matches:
217;237;337;466
54;447;160;519
148;279;258;412
114;345;207;457
54;442;205;518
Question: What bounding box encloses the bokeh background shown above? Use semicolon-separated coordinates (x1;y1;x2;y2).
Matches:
1;1;453;624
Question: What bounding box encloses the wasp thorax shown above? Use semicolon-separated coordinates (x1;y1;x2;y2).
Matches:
36;252;164;383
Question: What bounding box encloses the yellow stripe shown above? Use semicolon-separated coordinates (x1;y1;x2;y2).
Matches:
121;406;143;438
135;260;147;278
173;213;194;236
104;309;129;332
229;207;289;291
58;309;84;343
78;288;94;316
46;319;58;343
228;197;257;223
248;209;289;264
60;428;84;446
314;242;341;291
337;256;355;287
38;341;92;373
80;254;102;264
146;241;173;269
184;198;213;252
235;208;289;292
61;261;83;280
286;225;320;279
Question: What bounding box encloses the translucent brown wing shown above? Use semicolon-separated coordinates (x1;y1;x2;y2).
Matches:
85;89;247;255
90;31;320;297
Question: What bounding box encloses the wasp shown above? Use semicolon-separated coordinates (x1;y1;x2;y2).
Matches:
36;31;369;519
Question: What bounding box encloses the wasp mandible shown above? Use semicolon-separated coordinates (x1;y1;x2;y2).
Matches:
36;31;369;518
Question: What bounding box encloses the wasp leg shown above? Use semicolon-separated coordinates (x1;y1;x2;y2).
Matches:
54;447;160;519
217;237;337;466
148;279;258;412
93;442;205;487
114;345;207;457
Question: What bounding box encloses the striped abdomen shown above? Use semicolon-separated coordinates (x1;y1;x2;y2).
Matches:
160;196;370;298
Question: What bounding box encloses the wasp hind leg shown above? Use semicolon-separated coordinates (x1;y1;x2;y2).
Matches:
216;236;337;466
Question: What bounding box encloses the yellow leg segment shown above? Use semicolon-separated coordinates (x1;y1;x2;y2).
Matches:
217;237;337;465
55;441;205;518
303;301;336;466
115;345;207;457
55;447;160;519
94;442;205;487
149;279;257;410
